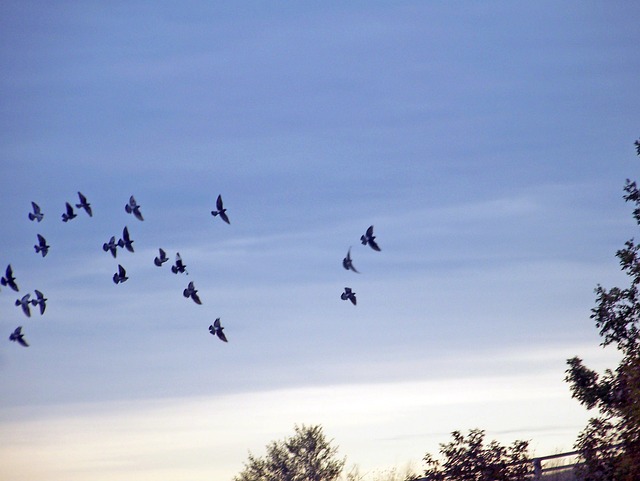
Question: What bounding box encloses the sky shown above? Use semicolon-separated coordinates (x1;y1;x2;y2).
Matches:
0;1;639;480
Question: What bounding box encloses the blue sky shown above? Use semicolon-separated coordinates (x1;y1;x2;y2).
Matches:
1;2;639;480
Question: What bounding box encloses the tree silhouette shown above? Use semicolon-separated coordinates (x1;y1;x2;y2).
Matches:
565;137;640;480
415;428;531;481
234;424;346;481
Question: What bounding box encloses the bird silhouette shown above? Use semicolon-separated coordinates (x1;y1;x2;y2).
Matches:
125;195;144;221
341;287;357;305
103;236;118;258
28;202;44;222
113;264;128;284
360;225;381;251
209;318;228;342
183;281;202;304
154;248;168;267
30;289;47;315
9;326;29;347
34;234;50;257
75;191;92;217
15;293;32;317
211;194;230;224
171;252;188;274
342;247;360;273
117;226;134;253
61;202;77;222
1;264;19;292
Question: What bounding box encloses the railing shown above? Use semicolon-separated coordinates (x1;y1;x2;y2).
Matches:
531;449;581;480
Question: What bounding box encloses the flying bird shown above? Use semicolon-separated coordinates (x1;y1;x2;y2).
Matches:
183;281;202;304
117;226;134;253
75;191;92;217
34;234;50;257
171;252;188;274
28;202;44;222
154;248;168;267
125;195;144;221
211;194;230;224
31;289;47;315
15;294;32;317
342;247;360;273
113;264;128;284
61;202;77;222
103;236;118;258
1;264;19;292
341;287;357;305
209;318;228;342
360;225;381;251
9;326;29;347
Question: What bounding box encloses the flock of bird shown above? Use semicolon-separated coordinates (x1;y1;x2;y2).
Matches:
4;191;381;348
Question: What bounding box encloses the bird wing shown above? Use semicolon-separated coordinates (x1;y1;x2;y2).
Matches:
219;211;230;224
20;296;31;317
216;194;224;210
366;225;374;237
217;330;228;342
368;238;381;251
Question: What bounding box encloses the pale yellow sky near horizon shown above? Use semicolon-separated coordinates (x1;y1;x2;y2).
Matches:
0;343;619;481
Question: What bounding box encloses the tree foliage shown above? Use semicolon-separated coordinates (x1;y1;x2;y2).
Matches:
234;424;346;481
415;429;531;481
564;138;640;480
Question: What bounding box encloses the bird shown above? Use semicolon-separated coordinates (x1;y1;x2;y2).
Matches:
28;201;44;222
341;287;357;305
75;191;92;217
113;264;128;284
154;248;168;267
209;318;228;342
61;202;77;222
360;225;381;251
103;236;118;258
342;247;360;273
125;195;144;221
183;281;202;304
15;293;32;317
117;226;134;253
34;234;50;257
171;252;188;274
9;326;29;347
1;264;19;292
211;194;230;224
30;289;47;315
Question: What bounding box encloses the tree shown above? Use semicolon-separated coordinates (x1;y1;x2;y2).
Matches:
234;424;346;481
564;137;640;481
415;429;531;481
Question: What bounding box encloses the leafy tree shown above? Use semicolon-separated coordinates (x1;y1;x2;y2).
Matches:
415;428;531;481
564;138;640;480
234;424;346;481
